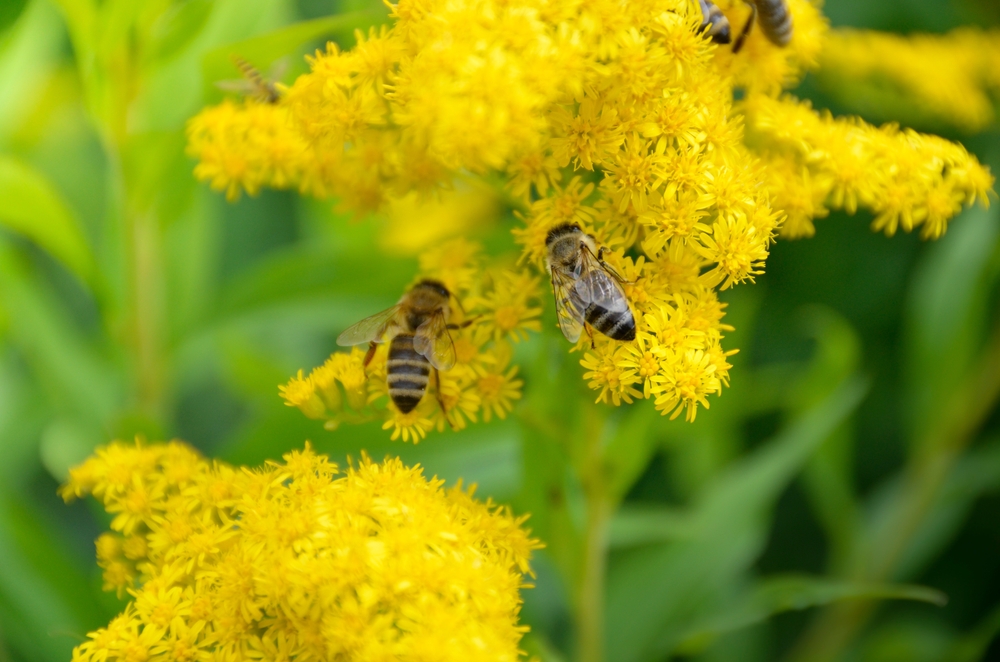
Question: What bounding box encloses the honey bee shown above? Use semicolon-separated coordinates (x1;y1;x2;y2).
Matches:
732;0;793;53
698;0;733;45
545;223;636;346
216;55;286;104
697;0;793;53
336;279;469;416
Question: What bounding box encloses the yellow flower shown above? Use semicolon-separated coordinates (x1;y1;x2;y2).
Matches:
816;28;1000;133
473;270;543;343
280;242;538;438
277;369;326;419
474;347;525;422
383;402;436;442
63;441;540;662
186;0;995;423
581;342;642;406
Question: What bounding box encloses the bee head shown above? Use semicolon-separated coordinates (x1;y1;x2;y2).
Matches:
415;279;451;299
545;223;582;247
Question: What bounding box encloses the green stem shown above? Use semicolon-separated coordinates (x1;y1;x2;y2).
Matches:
579;491;611;662
578;407;611;662
131;210;165;421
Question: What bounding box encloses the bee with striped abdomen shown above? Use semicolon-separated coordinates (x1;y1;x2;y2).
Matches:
545;223;636;347
216;55;286;104
336;280;468;418
698;0;733;45
732;0;793;52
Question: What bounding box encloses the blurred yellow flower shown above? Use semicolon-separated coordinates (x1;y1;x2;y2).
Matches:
817;28;1000;133
62;441;540;662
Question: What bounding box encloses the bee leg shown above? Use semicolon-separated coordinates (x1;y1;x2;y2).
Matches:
585;324;596;350
363;341;378;369
732;1;756;53
446;316;479;330
596;247;635;285
434;368;456;430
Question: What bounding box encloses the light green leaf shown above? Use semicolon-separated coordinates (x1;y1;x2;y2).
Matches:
146;0;213;64
0;156;94;284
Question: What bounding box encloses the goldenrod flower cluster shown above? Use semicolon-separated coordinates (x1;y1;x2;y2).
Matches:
187;0;994;423
280;239;540;441
60;440;539;662
816;28;1000;133
744;94;994;239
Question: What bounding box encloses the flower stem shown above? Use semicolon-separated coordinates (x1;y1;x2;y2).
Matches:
578;406;611;662
579;492;611;662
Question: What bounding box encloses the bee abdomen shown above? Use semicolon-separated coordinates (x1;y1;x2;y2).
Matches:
387;334;431;414
755;0;792;46
699;0;732;44
586;305;636;342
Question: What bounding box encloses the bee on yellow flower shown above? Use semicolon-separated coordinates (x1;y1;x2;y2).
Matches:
186;0;994;426
280;240;541;440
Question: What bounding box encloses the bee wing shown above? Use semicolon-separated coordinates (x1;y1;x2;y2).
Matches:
336;305;403;346
266;57;290;82
215;79;256;95
550;268;586;343
413;311;457;371
576;247;630;313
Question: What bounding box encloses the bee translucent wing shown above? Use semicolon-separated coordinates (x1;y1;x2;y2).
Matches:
576;248;631;313
336;305;402;346
215;79;256;95
266;57;290;82
550;270;585;343
413;312;457;371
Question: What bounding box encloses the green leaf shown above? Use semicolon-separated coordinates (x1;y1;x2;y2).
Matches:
893;436;1000;579
944;598;1000;662
905;205;1000;438
608;505;695;548
0;0;28;37
676;574;946;653
48;0;97;62
793;307;862;568
146;0;213;64
604;404;660;506
0;491;111;662
0;156;94;284
604;375;868;662
0;243;118;430
212;246;413;325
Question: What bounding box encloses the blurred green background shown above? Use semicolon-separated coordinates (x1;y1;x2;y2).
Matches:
0;0;998;661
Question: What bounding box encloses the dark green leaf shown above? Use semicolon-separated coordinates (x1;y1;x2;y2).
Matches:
605;376;868;662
